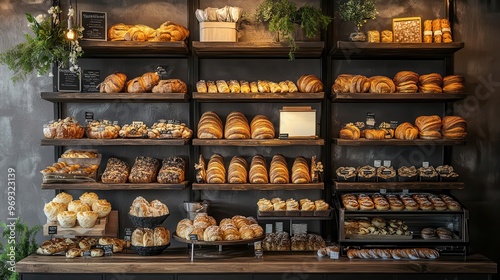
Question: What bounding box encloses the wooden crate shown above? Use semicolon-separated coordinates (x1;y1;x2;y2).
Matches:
43;210;118;237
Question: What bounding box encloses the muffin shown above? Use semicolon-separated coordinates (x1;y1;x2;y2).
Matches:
77;211;99;228
57;211;77;228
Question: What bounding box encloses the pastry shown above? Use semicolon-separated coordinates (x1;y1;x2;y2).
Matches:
278;81;289;93
291;156;310;184
349;75;370;93
154;226;170;246
377;166;396;182
364;129;385;140
423;20;433;43
119;122;148;138
76;211;99;228
257;80;270;93
379;122;395;139
157;157;186;184
57;211;77;228
442;116;467;139
124;24;155;41
98;237;126;253
91;249;104;257
197;111;223;139
43;117;85;139
357;165;376;181
419;166;439;181
195;154;207;183
206;154;226;184
61;150;98;159
357;194;375;210
196;80;207;93
149;199;169;216
227;156;248;184
415;115;442;139
418;73;443;93
257;198;274;212
108;23;132;41
207;81;217;93
126;72;160;93
249;155;269;184
336;166;356;181
381;30;393;42
65;248;82;259
154;21;189;42
269;82;282;93
101;157;129;184
216;80;230;93
250;115;275;139
421;227;437;240
270;154;289;184
79;192;99;207
91;199;112;218
224;111;251;139
369;76;396;93
152;79;187;93
250;81;259;93
249;224;264;237
239;225;256;240
203;225;223;241
296;74;323;93
393;71;419;93
286;199;299;211
367;30;380;42
148;120;193;139
314;200;329;211
398;166;418;181
432;19;442;43
128;156;160;183
285;80;299;92
339;123;360;140
387;195;405;211
98;72;127;93
441;19;453;43
395;122;419;140
332;74;353;94
68;200;90;213
52;192;73;206
85;119;120;139
443;75;465;93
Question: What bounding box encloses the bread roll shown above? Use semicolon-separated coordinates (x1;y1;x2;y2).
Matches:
43;201;67;222
227;156;248;184
250;115;275;139
68;200;90;213
249;155;269;184
270;154;289;184
291;156;310;184
76;211;99;228
297;74;323;93
91;199;112;218
65;248;82;259
127;72;160;93
154;227;170;246
57;211;77;228
395;122;419;140
196;80;207;93
206;154;226;184
143;228;154;247
52;192;73;206
224;112;251;139
132;228;145;246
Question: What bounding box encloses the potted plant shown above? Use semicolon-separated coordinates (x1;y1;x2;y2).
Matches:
1;219;41;280
0;4;83;82
338;0;378;42
256;0;331;59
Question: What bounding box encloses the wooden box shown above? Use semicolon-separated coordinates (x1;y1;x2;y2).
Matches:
200;22;237;42
392;17;422;43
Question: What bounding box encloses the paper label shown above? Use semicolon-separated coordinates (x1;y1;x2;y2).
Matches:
374;160;382;167
275;222;283;233
329;251;339;259
424;31;433;36
383;160;391;167
96;244;113;256
366;113;376;127
189;234;199;241
292;224;307;235
265;224;273;234
442;28;451;33
422;162;430;168
390;121;399;129
434;30;443;36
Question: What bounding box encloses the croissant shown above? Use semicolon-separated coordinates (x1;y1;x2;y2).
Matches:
339;123;360;140
250;115;275;139
229;80;241;93
157;21;189;42
249;155;269;184
240;81;251;93
126;72;160;93
206;154;226;184
297;74;323;93
415;115;442;132
369;76;396;93
332;74;353;94
99;72;127;93
395;122;419;140
270;154;289;184
291;156;310;184
364;129;386;140
216;80;230;93
152;79;187;93
108;23;132;41
124;25;155;41
224;112;251;139
349;75;370;93
197;111;223;139
227;156;248;184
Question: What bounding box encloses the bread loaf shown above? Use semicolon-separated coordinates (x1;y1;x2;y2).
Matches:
270;154;289;184
152;79;187;93
224;111;251;139
250;115;275;139
206;154;226;184
297;74;323;93
249;155;269;184
101;158;129;183
157;157;185;184
369;76;396;93
99;72;127;93
128;156;160;183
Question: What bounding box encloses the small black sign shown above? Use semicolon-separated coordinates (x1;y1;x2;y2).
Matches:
366;112;376;128
80;11;107;41
58;69;81;92
96;244;113;256
82;250;92;257
82;70;100;92
125;228;133;236
48;226;57;235
189;234;199;241
390;120;399;129
85;112;94;122
279;133;289;139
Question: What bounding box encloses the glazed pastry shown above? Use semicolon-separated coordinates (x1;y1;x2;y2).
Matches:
250;115;275;139
207;81;217;93
418;73;443;93
291;157;310;184
197;111;224;139
249;155;269;184
339;123;361;140
91;199;112;218
332;74;353;94
76;211;99;228
196;80;207;93
278;81;289;93
227;156;248;184
224;111;251;139
270;154;289;184
148;120;193;139
269;82;282;93
152;79;187;93
296;74;323;93
285;80;299;93
357;194;375;211
240;80;251;93
228;80;241;93
124;24;155;41
98;72;127;93
369;76;396;93
250;81;259;93
206;154;226;184
86;119;120;139
379;122;394;139
57;211;77;228
153;21;189;42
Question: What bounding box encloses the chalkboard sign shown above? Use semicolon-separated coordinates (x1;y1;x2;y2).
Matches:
58;69;81;92
82;70;100;92
80;11;107;41
48;226;57;235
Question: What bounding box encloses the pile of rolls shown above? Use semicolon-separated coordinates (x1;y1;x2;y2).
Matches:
197;111;275;140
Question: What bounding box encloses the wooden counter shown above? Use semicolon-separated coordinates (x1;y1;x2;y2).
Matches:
17;250;496;274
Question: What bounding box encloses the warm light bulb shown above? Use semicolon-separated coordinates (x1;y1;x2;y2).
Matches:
66;29;76;40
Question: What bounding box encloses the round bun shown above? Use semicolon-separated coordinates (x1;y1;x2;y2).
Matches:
92;199;112;218
52;192;73;206
68;200;91;213
57;211;77;228
79;192;99;207
77;211;99;228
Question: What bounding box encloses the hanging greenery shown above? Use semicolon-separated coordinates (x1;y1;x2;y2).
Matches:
338;0;378;30
0;5;84;83
256;0;331;59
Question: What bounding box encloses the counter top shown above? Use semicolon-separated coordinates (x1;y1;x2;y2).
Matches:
17;250;496;274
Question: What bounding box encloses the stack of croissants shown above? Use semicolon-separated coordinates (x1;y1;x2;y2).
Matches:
197;111;274;139
108;21;189;42
176;213;263;241
333;71;464;94
98;72;187;94
196;74;323;93
195;154;323;184
340;115;467;140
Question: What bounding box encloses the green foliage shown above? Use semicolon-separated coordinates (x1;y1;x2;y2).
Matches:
0;5;83;83
339;0;378;28
0;219;41;280
256;0;331;59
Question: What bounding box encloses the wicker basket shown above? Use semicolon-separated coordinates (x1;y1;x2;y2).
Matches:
128;213;169;228
131;244;170;256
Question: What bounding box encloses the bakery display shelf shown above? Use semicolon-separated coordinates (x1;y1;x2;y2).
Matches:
331;41;465;58
333;181;465;191
257;211;333;221
333;138;467;146
192;41;324;58
331;92;467;103
192;138;324;146
80;40;188;57
193;92;324;102
172;232;265;246
41;92;190;103
41;181;188;190
192;183;324;191
41;138;190;146
42;210;118;237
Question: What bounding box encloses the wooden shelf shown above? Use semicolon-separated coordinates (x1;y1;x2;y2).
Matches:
334;181;465;191
192;183;324;191
192;138;324;146
192;41;324;58
43;210;118;237
193;92;324;102
333;138;467;146
80;40;188;57
331;41;465;58
41;181;188;190
331;92;467;103
41;138;190;146
41;92;189;103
